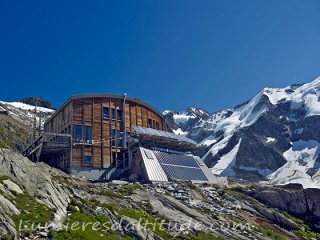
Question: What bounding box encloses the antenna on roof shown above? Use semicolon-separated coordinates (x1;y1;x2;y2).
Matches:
38;99;42;136
122;93;127;150
33;98;37;142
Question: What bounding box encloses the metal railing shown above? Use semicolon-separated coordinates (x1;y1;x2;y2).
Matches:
42;132;71;145
24;132;71;156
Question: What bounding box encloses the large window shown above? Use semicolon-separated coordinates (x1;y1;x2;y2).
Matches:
85;126;92;144
111;129;116;147
117;110;122;121
103;107;109;119
106;108;122;121
84;156;93;167
74;125;82;143
148;118;153;128
155;122;160;130
111;109;116;120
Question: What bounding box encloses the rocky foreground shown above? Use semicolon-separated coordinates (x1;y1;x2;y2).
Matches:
0;149;320;240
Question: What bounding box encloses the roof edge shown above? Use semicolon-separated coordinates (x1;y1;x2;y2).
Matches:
44;94;164;125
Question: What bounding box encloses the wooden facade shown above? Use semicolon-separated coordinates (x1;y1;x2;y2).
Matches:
43;94;168;172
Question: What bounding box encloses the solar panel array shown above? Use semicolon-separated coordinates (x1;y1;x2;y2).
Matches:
152;150;208;182
153;150;199;168
133;126;197;145
161;164;208;181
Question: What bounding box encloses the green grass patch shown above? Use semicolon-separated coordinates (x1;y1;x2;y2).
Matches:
165;191;172;197
0;176;19;187
1;232;15;240
118;183;143;196
100;190;124;199
79;198;92;207
282;212;320;239
0;175;11;183
51;211;131;240
0;126;14;149
195;206;211;215
11;193;52;237
52;199;133;240
228;217;242;224
101;203;119;213
118;208;172;240
282;212;306;227
252;226;289;240
293;229;320;240
179;231;224;240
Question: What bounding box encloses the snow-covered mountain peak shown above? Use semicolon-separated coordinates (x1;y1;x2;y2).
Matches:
245;77;320;118
166;76;320;188
163;108;209;136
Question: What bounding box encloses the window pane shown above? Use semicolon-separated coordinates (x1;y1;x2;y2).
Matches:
111;129;116;138
111;109;116;119
84;156;92;167
156;122;160;130
74;125;82;143
85;126;92;143
111;129;116;147
103;107;109;119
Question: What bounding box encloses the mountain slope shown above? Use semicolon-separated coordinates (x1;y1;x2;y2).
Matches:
164;108;210;138
1;148;320;239
166;77;320;188
0;100;54;127
0;101;54;150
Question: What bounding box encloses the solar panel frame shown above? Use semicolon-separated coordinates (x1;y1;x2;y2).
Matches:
144;149;154;159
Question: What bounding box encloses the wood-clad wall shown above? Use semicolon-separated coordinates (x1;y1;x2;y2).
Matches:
44;96;166;170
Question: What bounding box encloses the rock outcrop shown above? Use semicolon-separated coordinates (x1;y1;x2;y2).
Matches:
0;148;70;237
244;184;320;231
0;149;320;239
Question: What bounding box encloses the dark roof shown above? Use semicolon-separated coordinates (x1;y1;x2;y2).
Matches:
133;126;197;145
45;94;164;125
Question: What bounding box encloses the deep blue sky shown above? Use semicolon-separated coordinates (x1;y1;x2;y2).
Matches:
0;0;319;113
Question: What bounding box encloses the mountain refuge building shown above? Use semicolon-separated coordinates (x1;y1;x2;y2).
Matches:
24;94;217;183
